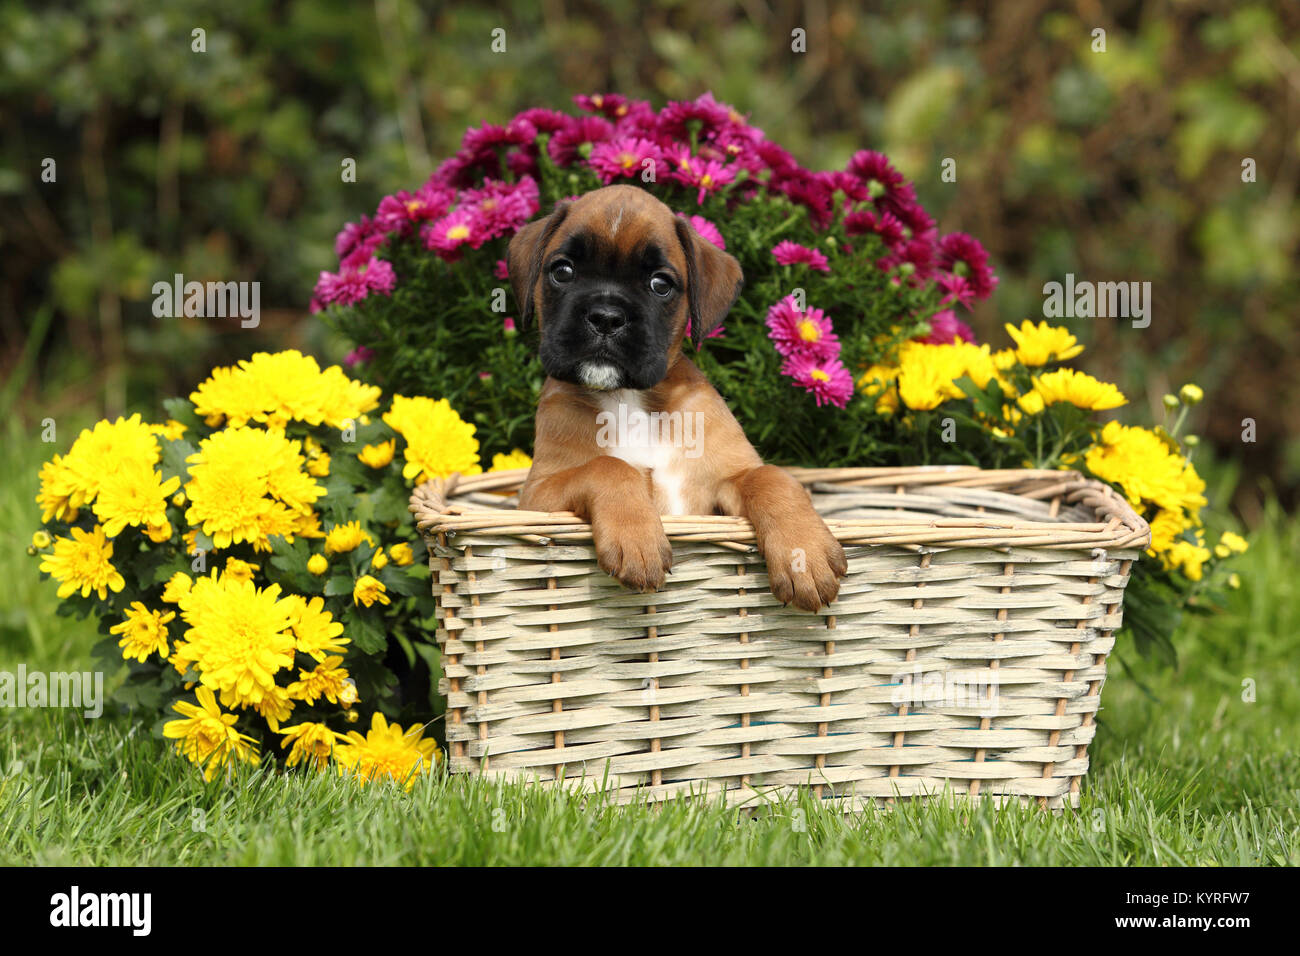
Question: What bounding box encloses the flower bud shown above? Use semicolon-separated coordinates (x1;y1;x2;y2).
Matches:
1162;394;1179;411
1179;383;1204;405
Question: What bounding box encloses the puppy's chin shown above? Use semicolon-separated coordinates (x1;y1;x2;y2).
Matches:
576;362;622;391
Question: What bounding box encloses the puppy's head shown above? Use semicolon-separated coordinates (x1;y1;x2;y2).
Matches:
507;184;742;391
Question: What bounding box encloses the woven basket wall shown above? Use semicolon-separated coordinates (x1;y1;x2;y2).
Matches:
410;465;1149;812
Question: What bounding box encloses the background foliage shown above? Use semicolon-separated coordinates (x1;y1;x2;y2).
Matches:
3;0;1297;518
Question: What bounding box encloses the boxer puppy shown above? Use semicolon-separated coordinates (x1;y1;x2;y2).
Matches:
508;184;847;611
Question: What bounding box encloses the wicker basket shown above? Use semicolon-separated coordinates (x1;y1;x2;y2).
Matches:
410;465;1149;812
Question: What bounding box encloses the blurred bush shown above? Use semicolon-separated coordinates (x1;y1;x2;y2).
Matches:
2;0;1296;514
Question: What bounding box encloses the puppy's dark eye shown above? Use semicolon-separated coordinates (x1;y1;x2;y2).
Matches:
649;273;674;297
550;260;575;284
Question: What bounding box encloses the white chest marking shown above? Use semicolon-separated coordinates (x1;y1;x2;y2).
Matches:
593;390;689;515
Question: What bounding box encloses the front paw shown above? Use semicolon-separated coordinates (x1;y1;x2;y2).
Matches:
763;526;847;612
593;514;673;593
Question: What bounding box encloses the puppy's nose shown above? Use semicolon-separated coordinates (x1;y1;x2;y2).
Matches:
584;304;627;336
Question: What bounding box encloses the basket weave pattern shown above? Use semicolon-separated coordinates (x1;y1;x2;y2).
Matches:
411;466;1149;811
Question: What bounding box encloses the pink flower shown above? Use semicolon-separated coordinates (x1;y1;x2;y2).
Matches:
936;272;976;310
765;296;840;360
771;240;830;272
588;137;663;184
461;118;537;164
781;353;855;409
425;208;482;259
462;176;540;240
683;317;725;342
879;237;935;283
344;346;374;367
917;309;976;346
513;108;570;134
844;208;905;248
375;184;454;234
503;317;517;334
679;213;725;249
936;233;998;298
314;259;396;307
667;150;735;204
771;169;836;229
846;150;916;209
494;259;510;280
547;116;614;165
657;92;737;144
574;92;633;119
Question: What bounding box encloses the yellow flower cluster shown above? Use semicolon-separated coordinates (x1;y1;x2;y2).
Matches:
190;350;381;430
382;395;482;484
31;350;495;786
1084;420;1212;577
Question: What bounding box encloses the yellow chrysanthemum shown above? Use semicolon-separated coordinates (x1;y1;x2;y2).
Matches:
1146;508;1190;557
37;416;162;520
176;573;298;709
253;683;295;732
32;530;52;549
490;448;533;472
223;557;261;584
1085;421;1208;517
388;543;415;566
1030;369;1127;411
1215;531;1248;557
184;426;324;550
190;350;381;430
110;602;175;662
1165;540;1211;581
324;521;374;555
151;419;188;441
38;526;126;600
163;686;260;781
333;711;440;790
383;395;481;484
353;574;390;608
371;550;389;570
284;595;349;662
280;721;343;771
92;464;180;538
895;343;965;411
306;452;331;478
36;455;82;523
287;656;351;705
357;440;397;469
161;571;193;603
1004;320;1084;366
307;553;329;576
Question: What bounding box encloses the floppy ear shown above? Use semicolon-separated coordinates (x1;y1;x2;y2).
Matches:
675;217;744;351
506;200;571;327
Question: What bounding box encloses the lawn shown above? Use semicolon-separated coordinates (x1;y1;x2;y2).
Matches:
2;416;1296;866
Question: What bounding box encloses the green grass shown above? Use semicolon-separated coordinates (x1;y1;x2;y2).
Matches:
2;416;1297;865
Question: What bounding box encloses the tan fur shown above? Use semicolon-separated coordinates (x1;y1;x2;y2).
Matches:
511;185;847;610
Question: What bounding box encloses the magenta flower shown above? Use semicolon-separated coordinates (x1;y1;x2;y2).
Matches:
588;137;663;184
879;237;936;283
657;92;735;143
462;176;539;240
680;213;725;250
765;297;840;360
314;259;396;307
547;115;615;165
574;93;633;119
344;346;374;367
666;150;735;204
936;272;976;310
846;150;916;208
376;184;454;234
771;240;830;273
461;118;537;164
936;233;998;298
844;208;905;248
513;107;570;134
683;317;725;342
780;353;855;409
424;208;482;259
771;169;836;229
494;259;510;280
503;317;517;334
917;309;976;346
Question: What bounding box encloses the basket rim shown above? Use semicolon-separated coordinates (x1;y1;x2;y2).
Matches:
409;465;1151;552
